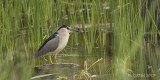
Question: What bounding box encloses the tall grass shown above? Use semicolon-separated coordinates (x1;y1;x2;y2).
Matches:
111;0;159;80
0;0;159;80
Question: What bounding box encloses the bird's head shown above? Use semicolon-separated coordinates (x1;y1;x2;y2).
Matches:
58;25;79;33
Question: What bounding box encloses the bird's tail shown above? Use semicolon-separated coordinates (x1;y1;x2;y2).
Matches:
34;51;39;59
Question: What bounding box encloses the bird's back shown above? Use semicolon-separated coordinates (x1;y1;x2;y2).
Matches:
34;32;59;58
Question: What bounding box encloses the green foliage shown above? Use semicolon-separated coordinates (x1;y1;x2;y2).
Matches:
0;0;159;80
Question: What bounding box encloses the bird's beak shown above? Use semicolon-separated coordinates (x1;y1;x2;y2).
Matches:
68;28;79;32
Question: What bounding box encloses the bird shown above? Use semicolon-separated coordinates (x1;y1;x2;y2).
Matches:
34;25;78;64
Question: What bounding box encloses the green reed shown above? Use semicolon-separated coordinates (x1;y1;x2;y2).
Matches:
0;0;159;80
111;0;159;80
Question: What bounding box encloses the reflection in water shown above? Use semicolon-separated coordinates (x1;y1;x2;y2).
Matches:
31;73;58;80
33;63;81;80
32;55;111;80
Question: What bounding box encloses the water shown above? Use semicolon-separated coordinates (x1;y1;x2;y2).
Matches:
33;55;111;79
32;48;111;80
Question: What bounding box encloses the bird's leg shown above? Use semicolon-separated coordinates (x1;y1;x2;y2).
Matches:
49;55;53;64
54;54;57;63
54;55;56;60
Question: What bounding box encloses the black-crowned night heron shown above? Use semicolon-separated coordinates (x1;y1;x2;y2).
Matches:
34;25;78;64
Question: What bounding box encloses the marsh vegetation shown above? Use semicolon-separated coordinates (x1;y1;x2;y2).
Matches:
0;0;159;80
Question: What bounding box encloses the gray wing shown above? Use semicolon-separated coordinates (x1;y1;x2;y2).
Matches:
34;36;59;58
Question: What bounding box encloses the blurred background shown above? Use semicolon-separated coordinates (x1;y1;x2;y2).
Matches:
0;0;159;80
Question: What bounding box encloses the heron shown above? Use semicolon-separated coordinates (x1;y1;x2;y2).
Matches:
34;25;78;64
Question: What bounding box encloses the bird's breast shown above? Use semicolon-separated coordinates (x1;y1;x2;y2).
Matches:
55;33;69;52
